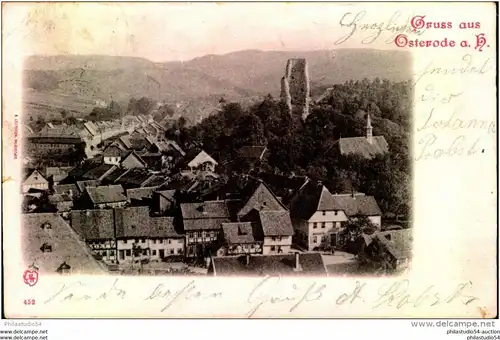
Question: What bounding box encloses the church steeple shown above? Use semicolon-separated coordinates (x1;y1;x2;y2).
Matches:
366;113;373;144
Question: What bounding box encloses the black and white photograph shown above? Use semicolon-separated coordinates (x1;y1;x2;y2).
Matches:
2;2;496;319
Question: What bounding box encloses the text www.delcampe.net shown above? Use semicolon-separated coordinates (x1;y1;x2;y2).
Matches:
0;328;48;340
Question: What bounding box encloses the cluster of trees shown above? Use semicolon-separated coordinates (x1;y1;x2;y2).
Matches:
168;78;412;216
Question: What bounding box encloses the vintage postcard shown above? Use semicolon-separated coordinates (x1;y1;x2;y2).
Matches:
1;2;497;318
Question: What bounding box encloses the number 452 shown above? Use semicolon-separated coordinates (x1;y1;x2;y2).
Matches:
24;299;35;305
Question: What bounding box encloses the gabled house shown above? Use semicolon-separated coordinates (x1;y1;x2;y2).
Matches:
103;145;123;165
362;229;413;272
235;180;287;220
177;149;218;174
24;213;106;274
22;169;49;194
217;222;263;256
181;200;231;257
290;182;382;251
257;210;294;255
234;180;294;255
120;151;147;169
209;252;327;277
79;184;128;209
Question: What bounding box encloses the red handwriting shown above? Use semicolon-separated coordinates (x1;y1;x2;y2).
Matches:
23;299;36;305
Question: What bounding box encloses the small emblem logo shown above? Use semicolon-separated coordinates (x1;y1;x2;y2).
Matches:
23;266;39;287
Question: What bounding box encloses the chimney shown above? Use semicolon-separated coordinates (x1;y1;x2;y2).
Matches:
246;253;250;266
294;252;302;271
366;113;373;144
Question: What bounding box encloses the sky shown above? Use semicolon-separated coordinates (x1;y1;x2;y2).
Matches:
2;2;427;62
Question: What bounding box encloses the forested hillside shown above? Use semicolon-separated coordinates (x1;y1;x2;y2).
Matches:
168;78;412;217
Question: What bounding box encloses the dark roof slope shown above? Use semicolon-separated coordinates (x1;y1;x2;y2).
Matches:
258;210;294;237
85;185;127;204
222;222;257;244
211;253;327;276
237;180;287;218
332;194;382;216
181;201;230;220
339;136;388;159
70;209;115;240
289;181;325;220
22;213;105;274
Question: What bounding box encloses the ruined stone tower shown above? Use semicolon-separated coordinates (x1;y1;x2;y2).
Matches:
280;58;311;121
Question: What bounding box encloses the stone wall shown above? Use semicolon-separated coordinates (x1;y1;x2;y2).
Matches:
280;58;311;121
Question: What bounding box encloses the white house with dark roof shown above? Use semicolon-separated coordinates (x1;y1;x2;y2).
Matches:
103;145;123;165
290;182;382;251
258;210;294;255
178;149;218;174
22;169;49;193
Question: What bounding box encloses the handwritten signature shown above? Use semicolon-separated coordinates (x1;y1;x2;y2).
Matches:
144;280;223;312
373;280;478;309
335;10;424;45
44;279;126;304
246;276;326;317
413;54;493;87
41;278;480;316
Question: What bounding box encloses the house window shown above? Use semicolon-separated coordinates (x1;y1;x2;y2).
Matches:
271;237;276;241
123;239;127;244
177;248;183;254
312;236;318;243
313;222;317;229
41;222;52;230
152;250;157;256
143;249;148;255
109;250;115;256
270;246;276;251
322;211;326;216
170;249;174;255
251;244;255;249
40;243;52;253
126;249;131;256
168;239;172;244
141;239;145;244
135;239;139;243
159;239;163;244
153;240;156;244
321;222;326;229
334;211;338;215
